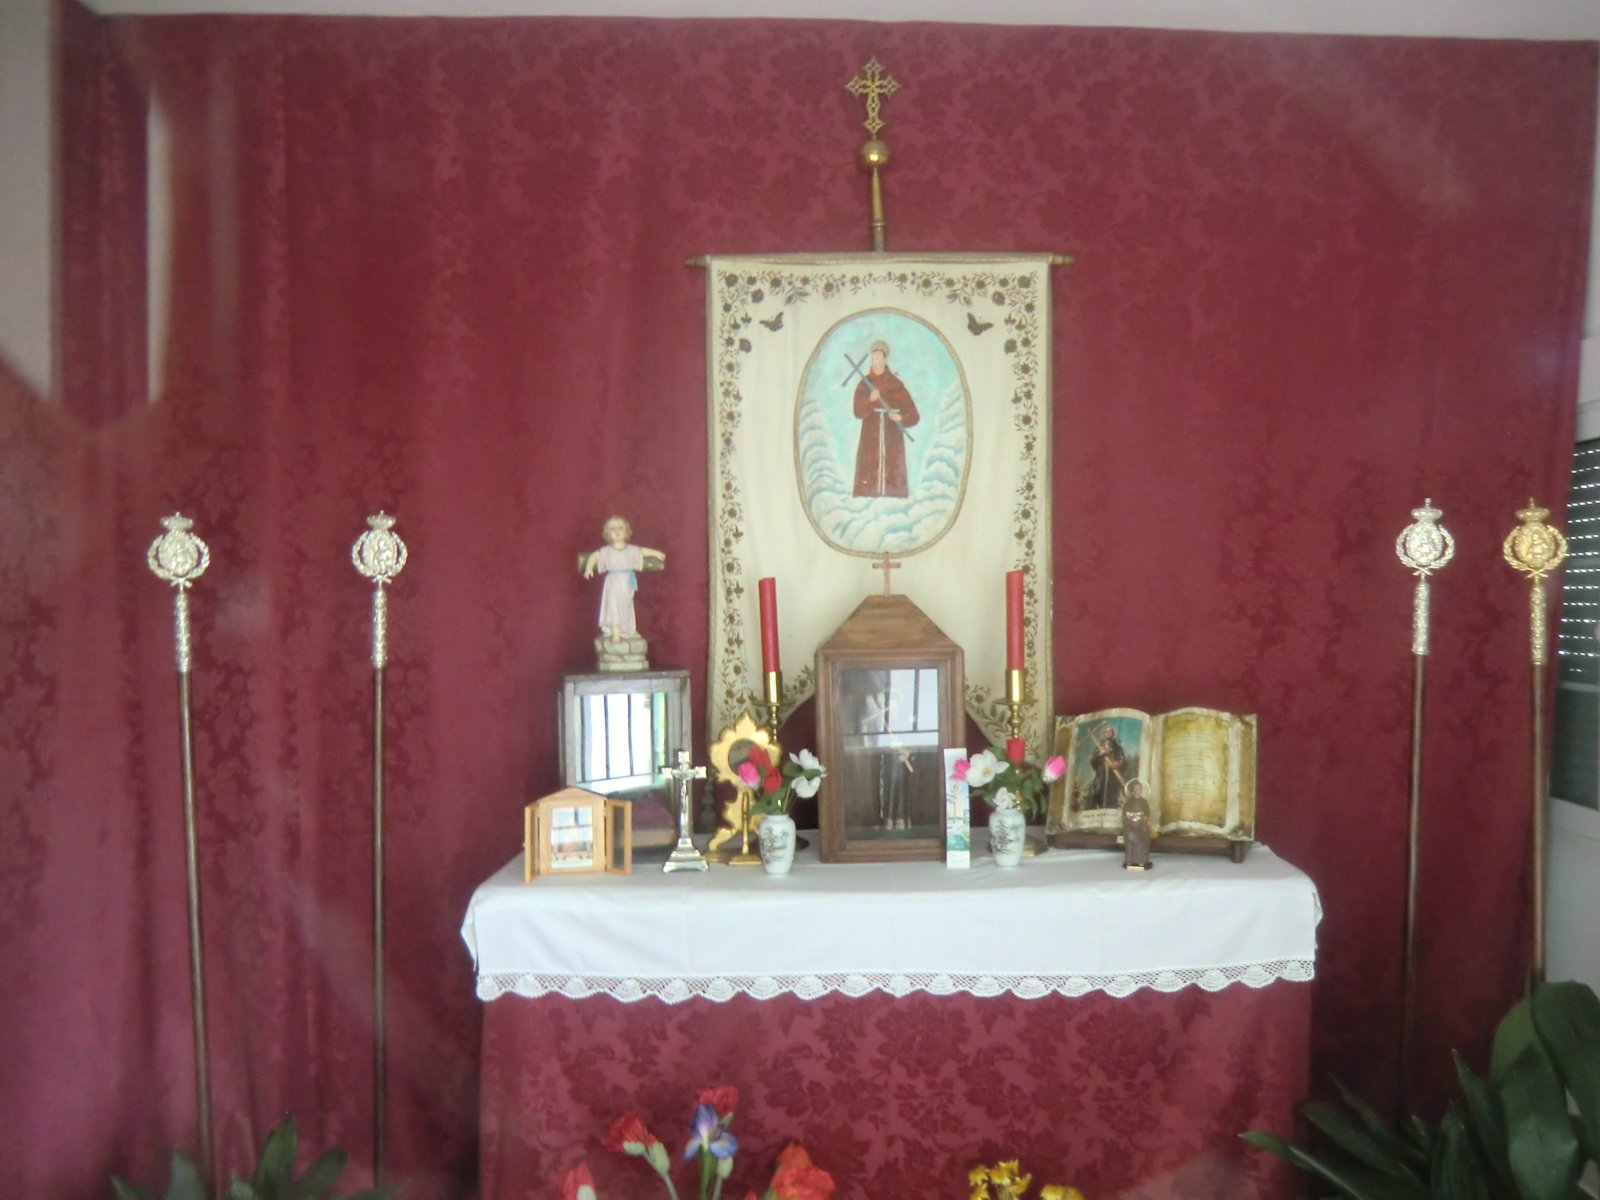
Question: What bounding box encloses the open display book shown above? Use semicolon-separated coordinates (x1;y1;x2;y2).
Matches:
1046;706;1257;859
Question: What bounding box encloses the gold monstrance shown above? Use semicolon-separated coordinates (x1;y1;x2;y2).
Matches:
846;58;898;252
146;514;216;1190
1503;500;1567;989
1393;498;1453;1115
351;511;409;1183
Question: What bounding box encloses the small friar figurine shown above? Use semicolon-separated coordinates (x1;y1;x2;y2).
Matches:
1122;778;1152;871
581;515;665;672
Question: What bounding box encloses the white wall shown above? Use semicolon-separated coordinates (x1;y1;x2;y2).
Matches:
0;0;54;397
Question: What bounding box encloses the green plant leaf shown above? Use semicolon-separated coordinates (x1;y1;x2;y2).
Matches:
1402;1115;1435;1157
1531;980;1600;1162
1491;998;1538;1083
228;1178;259;1200
1499;1043;1582;1200
1327;1078;1429;1173
1429;1106;1493;1200
162;1151;209;1200
1453;1052;1515;1193
110;1176;156;1200
253;1118;299;1196
1301;1102;1424;1182
1240;1131;1427;1200
286;1148;345;1200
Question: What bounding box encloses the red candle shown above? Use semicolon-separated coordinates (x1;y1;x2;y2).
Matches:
1005;570;1025;670
758;577;780;674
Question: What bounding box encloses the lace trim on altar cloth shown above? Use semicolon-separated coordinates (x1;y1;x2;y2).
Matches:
476;959;1315;1003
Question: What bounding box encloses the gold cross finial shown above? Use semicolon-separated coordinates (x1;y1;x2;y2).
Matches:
846;58;899;138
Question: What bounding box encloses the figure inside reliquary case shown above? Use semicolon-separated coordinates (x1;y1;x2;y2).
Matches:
837;667;943;838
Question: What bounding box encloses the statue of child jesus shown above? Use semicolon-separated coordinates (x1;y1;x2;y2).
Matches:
582;516;666;653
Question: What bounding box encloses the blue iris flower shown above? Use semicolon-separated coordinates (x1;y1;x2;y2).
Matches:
682;1102;738;1162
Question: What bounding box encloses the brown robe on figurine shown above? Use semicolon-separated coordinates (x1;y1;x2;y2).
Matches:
852;343;920;498
1122;780;1152;871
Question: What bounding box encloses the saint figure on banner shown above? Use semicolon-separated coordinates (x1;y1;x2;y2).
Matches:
851;340;921;498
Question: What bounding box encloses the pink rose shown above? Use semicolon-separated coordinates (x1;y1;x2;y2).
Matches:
1042;755;1066;783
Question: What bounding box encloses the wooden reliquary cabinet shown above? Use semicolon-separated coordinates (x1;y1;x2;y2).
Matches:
815;594;965;863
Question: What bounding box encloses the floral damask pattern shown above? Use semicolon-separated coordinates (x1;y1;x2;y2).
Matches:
4;9;1592;1199
479;988;1310;1200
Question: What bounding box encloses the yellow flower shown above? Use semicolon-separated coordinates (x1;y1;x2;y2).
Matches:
1040;1188;1084;1200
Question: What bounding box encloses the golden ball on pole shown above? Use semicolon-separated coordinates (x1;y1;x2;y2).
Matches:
859;139;890;169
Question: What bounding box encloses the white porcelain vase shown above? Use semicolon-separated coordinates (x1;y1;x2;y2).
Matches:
988;807;1026;868
758;813;797;876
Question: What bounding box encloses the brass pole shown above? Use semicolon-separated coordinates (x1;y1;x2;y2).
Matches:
1532;654;1547;987
1503;500;1566;994
372;661;386;1181
351;513;408;1184
176;666;214;1189
147;515;215;1190
1401;650;1424;1116
1395;499;1453;1118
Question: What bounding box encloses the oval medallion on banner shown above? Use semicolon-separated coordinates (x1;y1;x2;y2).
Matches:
794;308;972;558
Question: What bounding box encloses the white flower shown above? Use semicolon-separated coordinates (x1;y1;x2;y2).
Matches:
792;774;821;798
991;786;1017;811
965;749;999;787
793;748;826;776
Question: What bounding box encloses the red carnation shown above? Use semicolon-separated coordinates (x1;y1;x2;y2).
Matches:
555;1162;596;1200
770;1143;834;1200
747;747;771;774
696;1084;739;1119
763;767;784;793
1005;737;1027;765
603;1111;660;1154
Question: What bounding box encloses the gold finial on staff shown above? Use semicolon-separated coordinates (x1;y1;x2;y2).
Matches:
1503;498;1567;990
846;58;899;252
351;510;409;1184
146;513;216;1191
1392;498;1453;1118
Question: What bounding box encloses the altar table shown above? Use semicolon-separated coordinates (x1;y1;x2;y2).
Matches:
463;843;1320;1200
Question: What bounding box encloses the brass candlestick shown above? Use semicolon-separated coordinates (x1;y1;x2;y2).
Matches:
1007;667;1046;857
764;668;782;739
846;58;898;252
146;514;215;1191
351;511;408;1184
1394;498;1454;1116
1503;499;1567;990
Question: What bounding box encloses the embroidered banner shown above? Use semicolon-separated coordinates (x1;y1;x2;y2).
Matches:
706;254;1055;749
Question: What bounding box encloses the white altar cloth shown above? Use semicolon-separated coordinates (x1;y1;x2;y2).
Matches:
463;839;1320;1002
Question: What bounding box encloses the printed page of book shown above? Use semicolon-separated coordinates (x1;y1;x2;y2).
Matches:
1153;708;1235;833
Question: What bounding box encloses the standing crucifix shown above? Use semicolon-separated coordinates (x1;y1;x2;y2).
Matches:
661;750;709;873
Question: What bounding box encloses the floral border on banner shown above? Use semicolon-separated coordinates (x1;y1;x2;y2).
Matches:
705;254;1055;751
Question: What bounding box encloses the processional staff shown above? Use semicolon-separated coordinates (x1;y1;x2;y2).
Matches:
146;513;216;1189
351;511;409;1182
846;57;898;251
1393;499;1453;1116
1503;500;1567;990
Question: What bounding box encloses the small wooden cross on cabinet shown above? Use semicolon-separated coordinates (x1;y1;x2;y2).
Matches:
872;552;901;596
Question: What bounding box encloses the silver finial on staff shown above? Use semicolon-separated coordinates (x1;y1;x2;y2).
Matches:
1393;498;1453;1116
145;513;215;1189
1503;499;1567;990
351;510;408;1183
